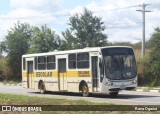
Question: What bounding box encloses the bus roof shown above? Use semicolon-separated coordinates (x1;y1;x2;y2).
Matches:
22;46;132;58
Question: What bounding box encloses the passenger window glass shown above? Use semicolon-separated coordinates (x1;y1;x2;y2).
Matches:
77;53;89;68
68;54;76;69
47;56;56;70
38;56;46;70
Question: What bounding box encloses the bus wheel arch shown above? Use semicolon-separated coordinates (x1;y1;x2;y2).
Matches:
38;80;46;94
79;81;89;97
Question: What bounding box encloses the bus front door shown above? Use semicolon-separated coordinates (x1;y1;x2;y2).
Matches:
91;56;99;92
58;59;67;91
27;61;34;89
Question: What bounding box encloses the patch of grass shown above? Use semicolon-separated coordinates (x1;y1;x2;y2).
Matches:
0;93;158;114
137;86;160;90
2;81;21;85
0;93;113;113
0;93;110;105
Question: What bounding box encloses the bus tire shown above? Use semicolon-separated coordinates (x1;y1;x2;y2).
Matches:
109;92;119;97
81;83;89;97
39;82;46;94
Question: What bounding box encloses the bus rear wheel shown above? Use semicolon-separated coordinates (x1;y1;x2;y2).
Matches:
39;82;46;94
81;83;89;97
109;92;119;97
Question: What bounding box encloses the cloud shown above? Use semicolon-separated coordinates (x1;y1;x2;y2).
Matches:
7;8;56;25
0;7;56;29
107;28;142;43
10;0;62;12
0;0;63;40
68;0;160;43
68;1;140;43
1;0;160;44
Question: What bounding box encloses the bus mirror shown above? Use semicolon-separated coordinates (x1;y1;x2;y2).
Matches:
99;58;102;68
100;75;103;82
99;62;102;68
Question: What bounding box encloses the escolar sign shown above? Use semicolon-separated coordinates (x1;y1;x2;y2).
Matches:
36;72;52;77
78;71;90;77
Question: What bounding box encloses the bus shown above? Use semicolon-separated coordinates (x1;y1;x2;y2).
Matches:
22;46;137;97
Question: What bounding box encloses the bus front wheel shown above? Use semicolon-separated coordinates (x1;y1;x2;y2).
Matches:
81;83;89;97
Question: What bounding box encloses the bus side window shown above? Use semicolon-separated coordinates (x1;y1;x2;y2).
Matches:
38;56;46;70
47;55;56;70
68;54;76;69
77;53;89;69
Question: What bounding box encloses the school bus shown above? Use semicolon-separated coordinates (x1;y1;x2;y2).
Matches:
22;46;137;97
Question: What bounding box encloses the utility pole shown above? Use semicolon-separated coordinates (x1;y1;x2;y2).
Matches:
136;3;152;59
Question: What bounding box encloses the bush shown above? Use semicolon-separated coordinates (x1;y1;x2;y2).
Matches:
0;57;12;81
136;54;152;86
137;52;160;87
148;27;160;86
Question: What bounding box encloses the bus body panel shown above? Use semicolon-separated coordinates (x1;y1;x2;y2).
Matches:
22;46;137;95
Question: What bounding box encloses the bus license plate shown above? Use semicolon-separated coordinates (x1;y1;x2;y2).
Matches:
120;84;125;89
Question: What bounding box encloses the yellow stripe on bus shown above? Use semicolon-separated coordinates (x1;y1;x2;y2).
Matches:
22;71;92;77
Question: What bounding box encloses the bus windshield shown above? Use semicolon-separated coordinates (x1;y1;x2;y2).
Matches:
101;47;137;80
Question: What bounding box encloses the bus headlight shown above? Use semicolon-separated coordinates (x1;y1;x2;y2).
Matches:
106;82;113;86
132;80;137;84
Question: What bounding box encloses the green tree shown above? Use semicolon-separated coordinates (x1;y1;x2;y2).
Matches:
62;29;77;50
148;27;160;86
5;22;33;80
29;25;63;53
0;41;7;55
108;42;133;47
63;8;107;49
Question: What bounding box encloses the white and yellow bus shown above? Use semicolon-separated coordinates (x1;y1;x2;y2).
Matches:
22;46;137;97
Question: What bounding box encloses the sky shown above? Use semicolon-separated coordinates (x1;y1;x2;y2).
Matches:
0;0;160;43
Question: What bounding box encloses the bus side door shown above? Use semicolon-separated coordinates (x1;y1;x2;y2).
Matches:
58;58;67;91
91;56;99;92
27;61;34;89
